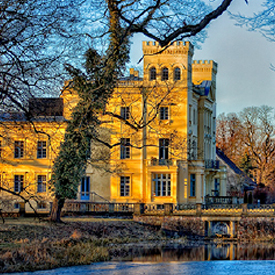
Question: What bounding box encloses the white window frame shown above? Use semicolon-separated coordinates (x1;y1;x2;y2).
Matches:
160;107;169;120
14;140;24;158
14;175;24;192
120;176;130;196
121;106;130;120
37;175;47;193
153;173;171;196
37;141;47;159
120;138;131;159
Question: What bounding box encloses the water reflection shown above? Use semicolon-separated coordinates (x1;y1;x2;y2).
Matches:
112;243;275;262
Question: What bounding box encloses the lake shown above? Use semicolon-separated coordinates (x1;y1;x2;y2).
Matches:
8;243;275;275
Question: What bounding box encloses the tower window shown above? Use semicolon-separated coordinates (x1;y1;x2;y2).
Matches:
190;174;196;197
161;67;169;81
120;138;131;159
159;138;169;160
160;107;169;120
14;141;24;158
37;141;47;159
121;107;130;120
37;175;47;193
14;175;24;192
149;67;156;80
120;176;130;196
174;67;181;81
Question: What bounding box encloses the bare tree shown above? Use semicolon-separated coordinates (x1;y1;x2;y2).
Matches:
0;0;86;114
217;105;275;189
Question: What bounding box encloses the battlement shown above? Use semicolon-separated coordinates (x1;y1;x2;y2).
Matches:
192;60;217;84
193;60;217;69
143;41;194;55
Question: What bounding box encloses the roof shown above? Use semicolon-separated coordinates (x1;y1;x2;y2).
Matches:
216;147;257;189
0;97;66;123
0;112;66;123
29;98;64;117
119;75;143;81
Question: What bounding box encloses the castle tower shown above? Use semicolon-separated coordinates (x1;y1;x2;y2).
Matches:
192;60;218;161
142;41;194;85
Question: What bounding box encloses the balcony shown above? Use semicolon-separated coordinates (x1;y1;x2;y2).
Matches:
205;195;233;204
205;159;220;169
151;158;174;166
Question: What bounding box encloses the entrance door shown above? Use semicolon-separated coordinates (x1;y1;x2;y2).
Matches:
81;177;90;200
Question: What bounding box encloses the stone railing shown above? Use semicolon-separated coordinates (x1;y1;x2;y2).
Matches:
205;159;220;169
205;195;233;204
150;158;175;166
63;201;134;214
134;203;275;217
62;201;275;217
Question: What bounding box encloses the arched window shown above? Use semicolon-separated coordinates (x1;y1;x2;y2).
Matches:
149;67;156;80
174;67;181;81
161;67;169;81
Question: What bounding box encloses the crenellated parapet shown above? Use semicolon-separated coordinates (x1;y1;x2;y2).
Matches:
192;60;217;73
192;60;217;85
142;41;194;56
143;41;194;83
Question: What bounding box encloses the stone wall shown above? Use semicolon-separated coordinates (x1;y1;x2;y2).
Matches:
134;215;275;240
133;215;205;237
238;217;275;241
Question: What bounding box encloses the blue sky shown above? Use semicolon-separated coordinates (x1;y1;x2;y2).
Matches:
130;1;275;116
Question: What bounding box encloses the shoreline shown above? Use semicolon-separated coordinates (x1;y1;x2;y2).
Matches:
0;217;273;273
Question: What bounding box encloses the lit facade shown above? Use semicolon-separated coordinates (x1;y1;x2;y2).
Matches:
0;41;226;212
106;41;226;204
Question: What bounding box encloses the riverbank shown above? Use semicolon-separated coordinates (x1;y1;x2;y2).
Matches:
0;217;208;273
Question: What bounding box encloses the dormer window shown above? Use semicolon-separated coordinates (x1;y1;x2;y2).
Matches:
161;67;169;81
174;67;181;81
149;67;156;80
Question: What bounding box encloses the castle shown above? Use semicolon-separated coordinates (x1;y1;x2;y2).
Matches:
0;41;226;213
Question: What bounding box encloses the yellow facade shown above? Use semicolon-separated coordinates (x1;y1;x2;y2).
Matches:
107;41;226;204
0;41;226;212
0;117;66;213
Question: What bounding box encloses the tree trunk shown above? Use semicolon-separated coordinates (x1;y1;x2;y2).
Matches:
50;197;65;222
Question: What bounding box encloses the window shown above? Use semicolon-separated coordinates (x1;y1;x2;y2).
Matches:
161;67;169;81
14;141;24;158
149;67;156;80
14;203;20;209
190;174;196;197
120;138;131;159
37;141;47;159
14;175;24;192
174;67;181;81
159;138;169;160
121;107;130;120
160;107;169;120
214;178;220;196
37;202;47;209
153;173;171;196
120;176;130;196
193;109;196;125
81;176;90;200
37;175;47;193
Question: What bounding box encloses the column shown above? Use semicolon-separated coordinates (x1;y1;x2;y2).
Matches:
196;173;203;203
220;173;227;196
